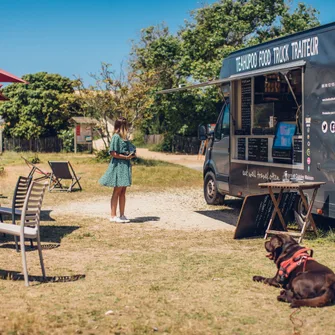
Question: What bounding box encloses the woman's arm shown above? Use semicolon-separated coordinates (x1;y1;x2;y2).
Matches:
110;151;132;160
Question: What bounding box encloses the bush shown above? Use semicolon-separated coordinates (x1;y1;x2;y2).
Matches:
58;129;74;153
131;130;146;147
29;154;40;164
149;134;173;152
132;157;170;166
95;148;110;163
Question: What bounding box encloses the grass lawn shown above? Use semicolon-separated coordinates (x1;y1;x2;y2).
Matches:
0;152;334;335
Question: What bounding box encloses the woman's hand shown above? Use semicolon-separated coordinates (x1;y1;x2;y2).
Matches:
126;153;136;160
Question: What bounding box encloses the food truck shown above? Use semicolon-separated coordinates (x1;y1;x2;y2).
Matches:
159;22;335;220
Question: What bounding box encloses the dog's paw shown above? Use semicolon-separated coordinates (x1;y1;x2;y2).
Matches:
253;276;264;282
290;300;300;308
277;295;286;302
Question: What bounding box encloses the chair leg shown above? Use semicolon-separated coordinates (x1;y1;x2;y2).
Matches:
13;217;19;252
20;235;29;287
37;235;46;279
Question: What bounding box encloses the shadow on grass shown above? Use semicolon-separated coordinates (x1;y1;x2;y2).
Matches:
0;225;80;247
40;225;80;243
130;216;160;223
195;198;243;227
0;269;85;284
0;209;56;222
0;242;60;251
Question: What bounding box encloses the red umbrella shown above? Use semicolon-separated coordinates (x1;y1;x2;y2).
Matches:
0;69;27;83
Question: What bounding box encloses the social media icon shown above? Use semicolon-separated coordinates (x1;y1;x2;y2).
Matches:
322;121;328;133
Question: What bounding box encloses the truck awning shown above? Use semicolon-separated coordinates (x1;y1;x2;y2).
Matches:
228;60;306;81
157;60;306;94
157;78;231;94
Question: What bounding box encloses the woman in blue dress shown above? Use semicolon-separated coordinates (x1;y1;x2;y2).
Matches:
99;117;136;223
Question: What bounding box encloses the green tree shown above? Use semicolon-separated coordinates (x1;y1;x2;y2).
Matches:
130;0;320;147
75;62;156;150
0;72;80;139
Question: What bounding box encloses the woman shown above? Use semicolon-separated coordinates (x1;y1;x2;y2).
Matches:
99;117;136;223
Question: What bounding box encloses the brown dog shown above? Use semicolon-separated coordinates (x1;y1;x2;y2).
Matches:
253;234;335;308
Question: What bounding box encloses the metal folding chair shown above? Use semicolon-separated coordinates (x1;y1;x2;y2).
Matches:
0;176;32;251
0;181;48;286
48;161;82;192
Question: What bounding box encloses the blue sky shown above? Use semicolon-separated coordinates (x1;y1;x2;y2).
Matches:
1;0;334;86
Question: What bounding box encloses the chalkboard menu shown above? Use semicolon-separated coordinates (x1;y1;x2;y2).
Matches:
248;138;268;162
237;138;246;160
234;192;298;239
241;79;251;135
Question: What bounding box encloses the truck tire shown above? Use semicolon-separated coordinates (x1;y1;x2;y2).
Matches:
204;171;225;205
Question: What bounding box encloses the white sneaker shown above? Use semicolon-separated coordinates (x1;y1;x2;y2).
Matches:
119;215;130;223
110;216;120;223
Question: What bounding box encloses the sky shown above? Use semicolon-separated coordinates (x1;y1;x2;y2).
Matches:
1;0;335;86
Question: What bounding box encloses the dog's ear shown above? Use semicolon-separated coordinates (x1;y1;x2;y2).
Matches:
265;240;272;252
268;235;283;251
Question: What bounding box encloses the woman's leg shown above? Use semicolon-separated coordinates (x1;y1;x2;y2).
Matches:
111;187;122;217
119;187;127;216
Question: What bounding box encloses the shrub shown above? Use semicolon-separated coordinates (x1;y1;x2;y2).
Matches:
95;148;110;163
59;129;74;153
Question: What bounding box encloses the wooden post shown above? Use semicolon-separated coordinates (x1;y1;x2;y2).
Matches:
90;125;93;153
0;127;3;154
74;124;77;154
197;139;207;160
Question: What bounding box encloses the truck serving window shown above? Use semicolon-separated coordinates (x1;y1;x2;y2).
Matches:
231;66;303;168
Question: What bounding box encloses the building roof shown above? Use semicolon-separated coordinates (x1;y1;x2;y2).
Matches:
71;117;98;124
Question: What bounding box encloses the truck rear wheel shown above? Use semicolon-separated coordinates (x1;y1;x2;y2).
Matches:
204;171;225;205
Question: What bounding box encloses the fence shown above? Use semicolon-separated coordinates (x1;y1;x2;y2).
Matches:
172;135;200;154
144;134;164;145
4;137;63;152
143;134;201;154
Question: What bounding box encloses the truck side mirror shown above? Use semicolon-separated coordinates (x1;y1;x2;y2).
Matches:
198;125;207;141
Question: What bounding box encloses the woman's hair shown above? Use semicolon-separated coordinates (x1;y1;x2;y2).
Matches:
114;117;128;139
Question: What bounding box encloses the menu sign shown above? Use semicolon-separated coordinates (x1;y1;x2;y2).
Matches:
237;138;246;160
248;138;268;162
234;192;298;239
241;79;251;134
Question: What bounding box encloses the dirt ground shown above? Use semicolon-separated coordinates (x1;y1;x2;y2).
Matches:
136;148;204;171
50;188;240;231
48;149;239;232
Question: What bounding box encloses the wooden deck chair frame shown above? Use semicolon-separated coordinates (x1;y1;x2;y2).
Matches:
22;156;51;182
0;176;32;252
48;161;82;192
0;181;48;286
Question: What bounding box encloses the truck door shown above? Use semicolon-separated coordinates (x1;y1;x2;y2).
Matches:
211;102;230;192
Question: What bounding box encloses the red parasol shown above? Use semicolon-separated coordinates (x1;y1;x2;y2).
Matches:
0;69;27;83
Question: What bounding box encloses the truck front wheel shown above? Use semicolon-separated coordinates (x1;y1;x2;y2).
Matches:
204;171;225;205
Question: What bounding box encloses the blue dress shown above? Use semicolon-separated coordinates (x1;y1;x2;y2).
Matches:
99;134;136;187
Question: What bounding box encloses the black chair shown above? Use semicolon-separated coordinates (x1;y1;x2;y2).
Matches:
48;161;82;192
0;176;32;251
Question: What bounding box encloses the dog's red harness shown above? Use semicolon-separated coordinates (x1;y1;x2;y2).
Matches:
278;248;314;279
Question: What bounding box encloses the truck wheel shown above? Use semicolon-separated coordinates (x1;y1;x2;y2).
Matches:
204;171;225;205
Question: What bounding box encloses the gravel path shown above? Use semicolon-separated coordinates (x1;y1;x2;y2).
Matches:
50;188;240;231
48;150;240;231
136;148;204;171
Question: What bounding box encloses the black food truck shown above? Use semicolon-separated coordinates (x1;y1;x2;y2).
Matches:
159;22;335;223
